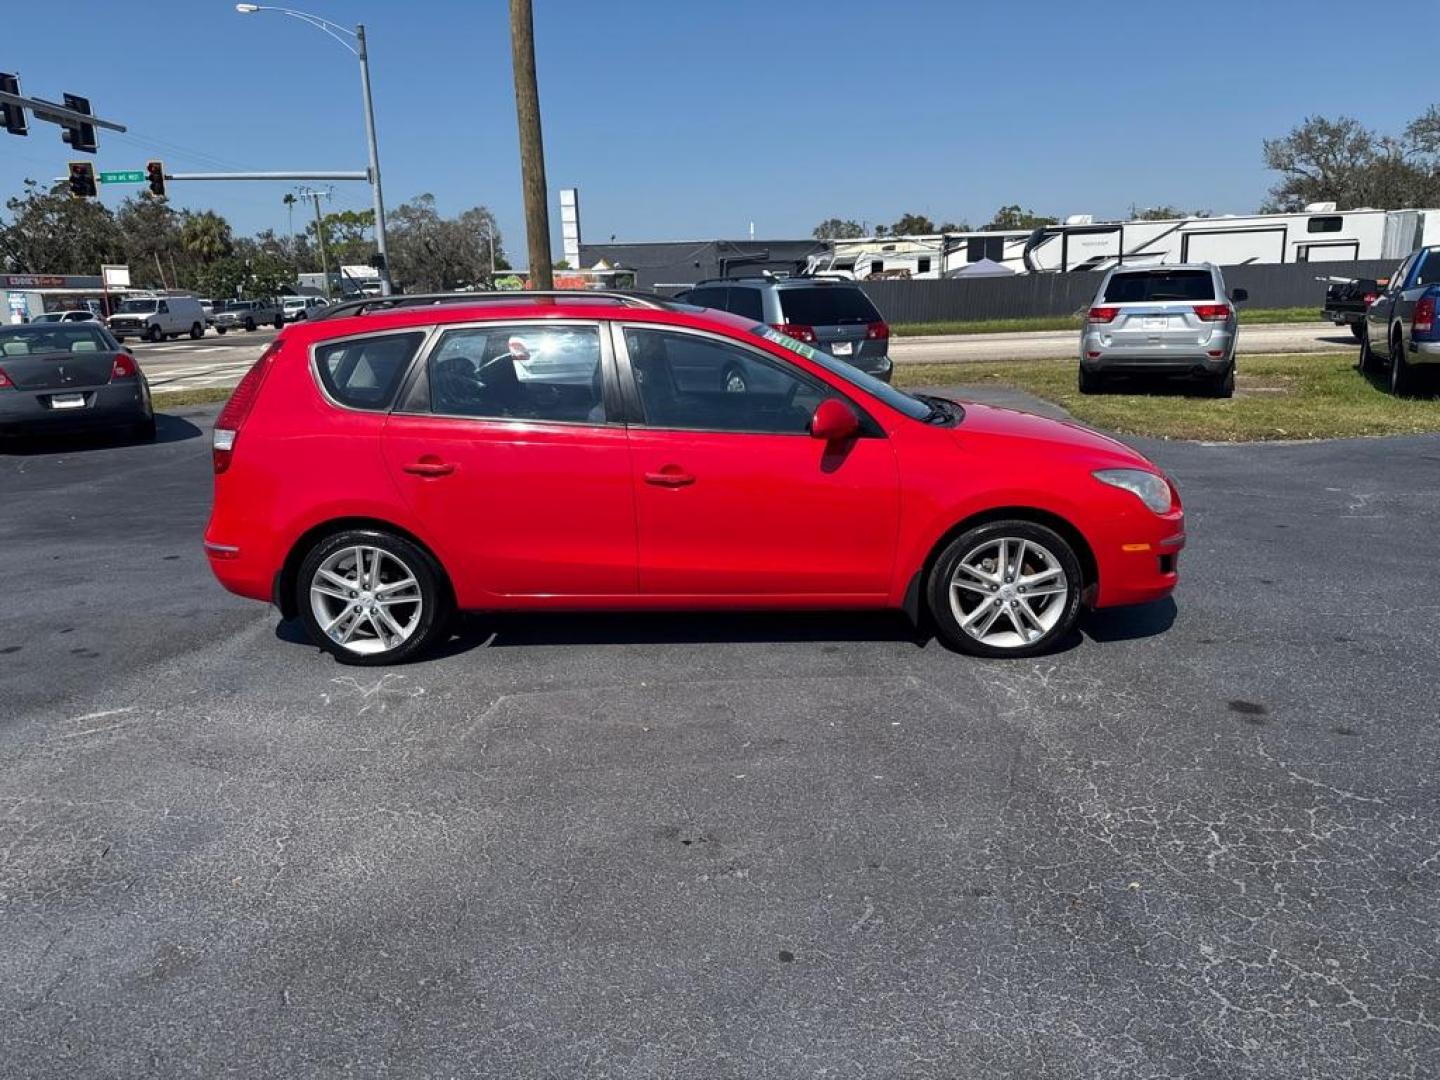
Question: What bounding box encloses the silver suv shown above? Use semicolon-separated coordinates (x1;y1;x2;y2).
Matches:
1079;263;1247;397
676;277;893;383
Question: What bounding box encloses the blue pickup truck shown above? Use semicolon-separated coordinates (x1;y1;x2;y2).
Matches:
1361;246;1440;395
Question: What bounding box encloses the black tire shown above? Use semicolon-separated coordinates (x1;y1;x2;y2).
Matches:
1078;367;1105;395
273;316;284;330
146;323;163;343
926;520;1084;659
189;322;203;340
1358;323;1379;374
1391;329;1419;396
1349;322;1365;341
1208;363;1235;398
296;528;451;666
216;326;228;335
244;318;256;332
113;335;126;344
132;414;157;443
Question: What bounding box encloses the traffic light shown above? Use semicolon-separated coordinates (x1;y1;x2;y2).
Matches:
67;161;97;199
145;160;166;199
59;92;96;153
0;73;27;136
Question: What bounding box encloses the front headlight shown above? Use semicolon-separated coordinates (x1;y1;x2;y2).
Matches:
1093;468;1173;514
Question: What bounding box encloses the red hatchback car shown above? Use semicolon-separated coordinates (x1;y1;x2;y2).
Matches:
204;292;1184;665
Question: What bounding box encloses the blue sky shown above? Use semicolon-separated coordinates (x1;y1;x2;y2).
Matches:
0;0;1425;253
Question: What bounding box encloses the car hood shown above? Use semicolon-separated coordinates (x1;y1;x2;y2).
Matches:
950;401;1153;469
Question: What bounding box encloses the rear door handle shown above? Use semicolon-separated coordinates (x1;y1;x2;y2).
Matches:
403;459;455;477
644;468;695;488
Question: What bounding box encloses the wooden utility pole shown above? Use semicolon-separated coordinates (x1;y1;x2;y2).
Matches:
509;0;552;290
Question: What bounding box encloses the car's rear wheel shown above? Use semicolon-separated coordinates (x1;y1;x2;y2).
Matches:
1208;363;1235;398
132;414;157;442
1391;329;1419;396
926;521;1084;658
1078;367;1105;395
189;322;203;339
297;529;450;665
273;315;284;329
1358;324;1379;374
216;326;228;335
1349;322;1365;341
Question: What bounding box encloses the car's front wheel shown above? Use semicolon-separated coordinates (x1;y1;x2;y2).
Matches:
146;324;163;343
927;521;1084;658
297;529;451;665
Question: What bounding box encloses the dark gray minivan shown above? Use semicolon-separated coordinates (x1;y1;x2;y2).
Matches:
676;277;893;383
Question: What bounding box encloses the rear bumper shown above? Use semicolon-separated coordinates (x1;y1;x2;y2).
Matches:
1081;330;1234;372
1407;339;1440;364
0;383;150;435
849;353;892;383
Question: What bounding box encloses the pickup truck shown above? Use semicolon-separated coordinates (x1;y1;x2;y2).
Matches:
212;299;283;334
1361;246;1440;395
1319;275;1380;340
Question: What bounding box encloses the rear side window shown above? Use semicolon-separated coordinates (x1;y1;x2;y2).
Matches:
314;331;426;410
1103;269;1215;303
682;287;728;309
1414;251;1440;287
726;287;765;321
777;286;881;326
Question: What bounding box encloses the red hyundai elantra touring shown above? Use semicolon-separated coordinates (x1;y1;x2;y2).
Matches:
204;292;1183;665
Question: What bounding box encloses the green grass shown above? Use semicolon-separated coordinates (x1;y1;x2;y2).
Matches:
153;387;233;407
891;307;1321;338
895;352;1440;442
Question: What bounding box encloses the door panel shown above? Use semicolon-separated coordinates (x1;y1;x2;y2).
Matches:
381;321;637;603
617;324;899;597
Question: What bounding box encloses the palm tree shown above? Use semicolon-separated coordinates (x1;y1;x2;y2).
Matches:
180;210;233;264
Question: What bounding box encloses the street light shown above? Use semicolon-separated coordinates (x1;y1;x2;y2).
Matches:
235;3;392;296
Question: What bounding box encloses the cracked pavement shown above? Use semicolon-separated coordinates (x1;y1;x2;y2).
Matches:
1;402;1437;1078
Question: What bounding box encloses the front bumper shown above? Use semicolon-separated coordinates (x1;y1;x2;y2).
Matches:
1089;505;1185;608
0;382;150;435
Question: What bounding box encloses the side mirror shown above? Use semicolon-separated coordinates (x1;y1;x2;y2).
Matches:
810;398;860;442
1230;287;1249;303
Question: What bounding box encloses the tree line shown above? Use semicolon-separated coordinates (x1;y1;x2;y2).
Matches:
814;104;1440;238
0;182;509;297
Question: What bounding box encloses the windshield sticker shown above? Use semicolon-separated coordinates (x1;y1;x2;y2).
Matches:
753;323;822;361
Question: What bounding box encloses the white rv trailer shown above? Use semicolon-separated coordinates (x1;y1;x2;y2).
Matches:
808;205;1440;279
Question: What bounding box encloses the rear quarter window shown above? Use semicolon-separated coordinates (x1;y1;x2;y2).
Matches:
1103;269;1216;303
314;331;426;410
777;286;881;326
727;287;765;321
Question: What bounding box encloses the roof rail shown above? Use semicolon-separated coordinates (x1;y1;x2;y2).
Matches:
310;289;672;322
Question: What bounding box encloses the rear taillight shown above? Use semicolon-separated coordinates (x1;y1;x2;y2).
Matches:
1087;307;1120;323
1192;304;1232;322
865;321;889;340
0;365;12;390
213;343;279;475
772;322;817;343
110;354;137;381
1362;292;1378;306
1415;295;1435;335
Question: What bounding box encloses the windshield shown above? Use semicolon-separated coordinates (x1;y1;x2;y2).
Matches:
0;324;112;355
751;324;933;421
116;299;158;313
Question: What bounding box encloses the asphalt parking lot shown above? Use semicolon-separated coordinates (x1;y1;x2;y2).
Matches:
2;400;1438;1078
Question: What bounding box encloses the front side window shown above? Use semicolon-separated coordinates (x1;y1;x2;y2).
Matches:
116;300;158;314
314;331;426;411
428;323;604;423
624;327;829;434
1414;251;1440;288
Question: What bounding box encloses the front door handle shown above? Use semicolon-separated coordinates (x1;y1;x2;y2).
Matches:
644;467;695;488
403;458;455;477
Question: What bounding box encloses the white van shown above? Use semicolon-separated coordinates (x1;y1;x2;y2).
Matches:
107;295;208;342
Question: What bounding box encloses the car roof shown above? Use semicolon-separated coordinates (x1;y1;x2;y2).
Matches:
284;294;757;343
1107;262;1218;274
687;276;864;290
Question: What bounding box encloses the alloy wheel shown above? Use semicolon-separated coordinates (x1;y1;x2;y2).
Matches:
948;536;1069;650
309;545;424;656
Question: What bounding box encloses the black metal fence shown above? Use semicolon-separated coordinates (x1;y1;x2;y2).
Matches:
859;259;1397;325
